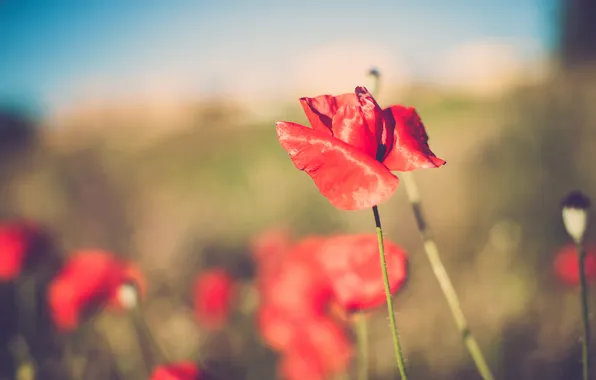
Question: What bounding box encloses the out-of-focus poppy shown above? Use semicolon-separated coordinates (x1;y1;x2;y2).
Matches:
0;221;39;281
193;269;234;330
554;243;596;285
47;250;146;331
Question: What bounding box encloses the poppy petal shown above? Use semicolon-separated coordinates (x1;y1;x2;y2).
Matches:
331;104;376;157
316;234;408;311
355;86;387;156
150;361;199;380
300;94;358;134
276;122;399;210
382;105;446;171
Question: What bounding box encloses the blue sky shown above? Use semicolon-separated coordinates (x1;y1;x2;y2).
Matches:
0;1;557;115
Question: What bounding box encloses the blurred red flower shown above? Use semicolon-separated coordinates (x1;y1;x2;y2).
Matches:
193;269;234;330
315;234;408;312
554;243;596;285
0;221;39;281
47;250;146;331
253;230;409;378
276;86;445;210
150;361;200;380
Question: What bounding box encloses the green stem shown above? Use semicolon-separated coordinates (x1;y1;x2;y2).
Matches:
372;205;408;379
577;242;591;380
355;313;369;380
401;171;494;380
130;307;170;371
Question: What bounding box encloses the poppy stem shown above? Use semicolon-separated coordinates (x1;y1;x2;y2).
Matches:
372;205;408;379
400;171;494;380
355;313;369;380
130;307;170;369
576;241;591;380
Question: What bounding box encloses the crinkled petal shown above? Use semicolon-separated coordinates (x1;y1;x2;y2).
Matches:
276;122;399;210
331;104;376;157
355;86;388;158
300;93;358;134
382;105;446;171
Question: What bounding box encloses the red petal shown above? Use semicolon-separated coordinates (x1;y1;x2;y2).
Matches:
382;106;446;171
150;361;199;380
259;257;330;317
278;341;326;380
299;93;358;135
331;104;376;157
316;234;408;311
0;223;31;281
276;122;399;210
258;305;299;351
554;244;596;285
355;86;387;157
301;317;352;373
193;269;234;330
48;250;122;331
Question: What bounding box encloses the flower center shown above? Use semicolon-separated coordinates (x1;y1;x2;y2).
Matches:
375;144;387;162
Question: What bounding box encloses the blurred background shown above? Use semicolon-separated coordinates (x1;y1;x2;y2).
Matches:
1;0;596;379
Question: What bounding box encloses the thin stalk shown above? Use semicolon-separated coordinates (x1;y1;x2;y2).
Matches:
401;171;494;380
130;307;170;371
355;313;369;380
576;242;591;380
372;205;408;379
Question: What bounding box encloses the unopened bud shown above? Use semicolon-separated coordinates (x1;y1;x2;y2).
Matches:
561;190;591;244
117;281;139;310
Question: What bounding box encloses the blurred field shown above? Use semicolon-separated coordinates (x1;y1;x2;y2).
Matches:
1;67;596;379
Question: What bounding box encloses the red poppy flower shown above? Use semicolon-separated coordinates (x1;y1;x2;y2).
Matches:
47;250;146;331
150;361;200;380
315;234;408;312
276;86;445;210
0;221;39;281
193;269;234;330
554;244;596;285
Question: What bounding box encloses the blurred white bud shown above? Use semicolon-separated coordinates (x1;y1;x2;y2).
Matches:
117;282;139;310
561;190;591;244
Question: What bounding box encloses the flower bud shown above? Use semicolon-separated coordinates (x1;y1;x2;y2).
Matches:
116;281;139;310
561;190;591;244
